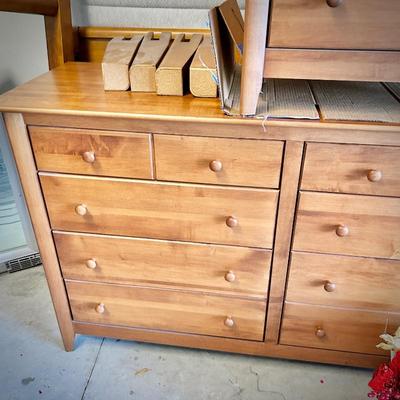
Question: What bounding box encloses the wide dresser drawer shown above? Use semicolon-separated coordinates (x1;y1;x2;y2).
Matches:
66;281;266;341
302;143;400;197
41;174;278;248
54;231;271;297
280;303;400;355
154;135;283;188
268;0;400;50
30;126;153;179
293;191;400;259
286;252;400;311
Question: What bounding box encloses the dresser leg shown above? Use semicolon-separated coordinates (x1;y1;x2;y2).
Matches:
3;113;75;352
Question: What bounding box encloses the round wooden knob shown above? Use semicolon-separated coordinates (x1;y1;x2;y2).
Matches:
75;204;87;216
209;160;223;172
224;316;235;328
96;303;105;314
326;0;342;7
225;271;236;282
335;224;349;237
86;258;97;269
226;216;238;228
82;151;96;163
324;281;336;292
367;169;382;182
315;328;326;338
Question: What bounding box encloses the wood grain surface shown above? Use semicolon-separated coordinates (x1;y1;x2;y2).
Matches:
66;280;266;341
154;134;283;188
54;231;271;297
30;126;153;179
40;173;278;248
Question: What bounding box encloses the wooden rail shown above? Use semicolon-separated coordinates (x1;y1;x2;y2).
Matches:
0;0;73;69
0;0;58;16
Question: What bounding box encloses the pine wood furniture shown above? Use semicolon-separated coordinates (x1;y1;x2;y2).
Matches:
0;62;399;368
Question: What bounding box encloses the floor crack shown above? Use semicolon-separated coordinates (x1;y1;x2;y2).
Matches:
80;337;104;400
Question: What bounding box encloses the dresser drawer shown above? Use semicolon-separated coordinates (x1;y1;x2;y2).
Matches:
54;231;271;297
268;0;400;50
29;126;153;179
41;174;278;248
66;281;266;340
302;143;400;197
287;252;400;311
293;192;400;259
280;303;400;355
154;135;283;188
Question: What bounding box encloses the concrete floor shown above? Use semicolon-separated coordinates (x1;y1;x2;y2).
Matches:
0;266;373;400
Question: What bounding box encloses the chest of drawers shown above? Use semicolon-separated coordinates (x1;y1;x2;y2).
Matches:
0;63;399;368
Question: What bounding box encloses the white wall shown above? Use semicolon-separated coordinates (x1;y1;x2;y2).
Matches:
0;12;48;265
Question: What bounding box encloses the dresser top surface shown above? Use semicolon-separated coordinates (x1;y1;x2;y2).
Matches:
0;62;399;139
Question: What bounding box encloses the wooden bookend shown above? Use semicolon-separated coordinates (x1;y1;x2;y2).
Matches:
156;34;203;96
130;32;172;92
190;37;217;98
102;35;144;91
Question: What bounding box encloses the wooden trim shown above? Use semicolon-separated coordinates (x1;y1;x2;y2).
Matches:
73;321;387;368
77;27;210;63
44;0;74;69
0;0;58;16
3;113;75;351
264;48;400;82
265;141;304;343
23;114;400;146
240;0;270;116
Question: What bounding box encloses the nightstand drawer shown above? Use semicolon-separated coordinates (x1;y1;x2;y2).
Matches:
30;126;153;179
154;135;283;188
286;252;400;311
269;0;400;50
66;281;266;341
280;303;400;355
41;173;278;248
54;231;271;297
302;143;400;197
293;192;400;259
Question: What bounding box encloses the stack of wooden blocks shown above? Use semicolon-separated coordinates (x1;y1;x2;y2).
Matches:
101;32;217;98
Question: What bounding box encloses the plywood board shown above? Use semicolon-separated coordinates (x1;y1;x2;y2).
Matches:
190;37;217;98
155;34;203;96
130;32;171;92
102;35;143;91
311;81;400;123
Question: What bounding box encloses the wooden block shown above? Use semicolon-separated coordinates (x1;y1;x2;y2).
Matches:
129;32;171;92
156;34;203;96
101;35;143;91
190;37;217;98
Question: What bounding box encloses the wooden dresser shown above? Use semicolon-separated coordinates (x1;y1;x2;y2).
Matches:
0;63;399;368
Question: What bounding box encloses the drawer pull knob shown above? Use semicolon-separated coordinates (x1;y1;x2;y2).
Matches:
226;216;238;228
224;316;235;328
225;271;236;282
315;328;326;338
367;169;382;182
324;281;336;292
75;204;88;216
82;151;96;163
326;0;342;7
209;160;223;172
335;224;349;237
96;303;105;314
86;258;97;269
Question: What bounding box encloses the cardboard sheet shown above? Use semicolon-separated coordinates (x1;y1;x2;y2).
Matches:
385;82;400;101
311;81;400;123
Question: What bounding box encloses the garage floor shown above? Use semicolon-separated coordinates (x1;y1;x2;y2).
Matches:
1;266;373;400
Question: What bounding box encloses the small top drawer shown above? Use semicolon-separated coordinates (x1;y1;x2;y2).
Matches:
302;143;400;197
29;126;153;179
154;135;283;188
268;0;400;50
